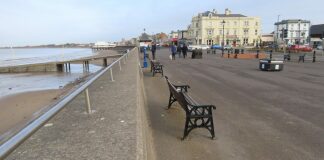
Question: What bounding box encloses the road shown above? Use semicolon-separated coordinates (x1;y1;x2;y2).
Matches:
143;48;324;160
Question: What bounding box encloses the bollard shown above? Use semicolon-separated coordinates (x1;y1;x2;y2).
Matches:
313;51;316;63
84;88;92;114
270;50;273;60
256;50;259;59
110;68;114;81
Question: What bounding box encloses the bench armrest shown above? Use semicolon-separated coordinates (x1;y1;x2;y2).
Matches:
174;85;190;92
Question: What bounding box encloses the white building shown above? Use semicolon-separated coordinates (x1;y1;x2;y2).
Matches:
274;19;311;45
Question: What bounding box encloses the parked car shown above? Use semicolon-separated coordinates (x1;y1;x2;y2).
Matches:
211;44;222;50
316;45;323;50
199;44;210;50
188;44;210;51
288;45;313;52
223;45;233;50
188;45;200;52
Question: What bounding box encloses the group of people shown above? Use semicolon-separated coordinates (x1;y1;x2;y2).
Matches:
170;44;188;60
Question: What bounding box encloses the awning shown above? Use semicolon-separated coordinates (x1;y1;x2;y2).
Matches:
310;38;323;42
170;38;178;42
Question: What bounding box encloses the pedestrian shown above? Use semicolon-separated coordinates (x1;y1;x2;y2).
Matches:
182;44;188;59
170;44;177;60
177;45;182;58
151;42;157;60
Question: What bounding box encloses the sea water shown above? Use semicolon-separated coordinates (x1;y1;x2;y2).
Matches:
0;48;102;97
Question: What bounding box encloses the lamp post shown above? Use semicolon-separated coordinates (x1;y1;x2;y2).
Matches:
298;19;301;53
221;20;226;56
276;15;280;51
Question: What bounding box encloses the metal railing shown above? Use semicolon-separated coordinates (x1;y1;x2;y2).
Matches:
0;48;134;159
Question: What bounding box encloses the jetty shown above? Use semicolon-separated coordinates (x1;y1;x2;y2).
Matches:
0;51;123;73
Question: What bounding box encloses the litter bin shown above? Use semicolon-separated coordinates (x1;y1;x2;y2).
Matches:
234;49;240;54
192;49;202;59
259;59;284;71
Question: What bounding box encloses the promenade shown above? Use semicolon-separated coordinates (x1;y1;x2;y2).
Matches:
143;48;324;160
3;47;324;160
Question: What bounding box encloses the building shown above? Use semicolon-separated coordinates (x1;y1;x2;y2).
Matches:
187;8;261;46
92;41;116;49
261;33;274;46
274;19;311;45
169;31;179;45
309;24;324;47
138;32;152;48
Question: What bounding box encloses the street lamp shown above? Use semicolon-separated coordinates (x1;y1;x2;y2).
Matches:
298;19;301;52
221;20;226;56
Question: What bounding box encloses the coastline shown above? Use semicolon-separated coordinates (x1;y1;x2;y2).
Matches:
0;49;120;143
0;72;87;142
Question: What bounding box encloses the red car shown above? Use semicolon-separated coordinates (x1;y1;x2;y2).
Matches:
288;45;313;52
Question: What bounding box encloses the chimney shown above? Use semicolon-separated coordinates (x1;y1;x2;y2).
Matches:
225;8;231;15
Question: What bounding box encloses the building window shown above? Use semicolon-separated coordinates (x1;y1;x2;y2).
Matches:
196;31;199;36
243;38;249;44
234;21;237;26
234;30;237;35
226;30;229;35
244;29;249;36
255;30;258;35
219;30;222;35
256;22;258;26
290;32;293;37
244;21;249;26
208;30;213;35
196;23;198;28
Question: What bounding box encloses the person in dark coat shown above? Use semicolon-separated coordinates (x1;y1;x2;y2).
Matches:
151;42;157;60
177;45;182;58
182;44;188;59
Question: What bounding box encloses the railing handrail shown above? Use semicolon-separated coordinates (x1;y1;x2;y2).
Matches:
0;48;134;159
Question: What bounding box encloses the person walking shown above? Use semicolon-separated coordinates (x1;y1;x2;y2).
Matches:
177;45;182;58
151;42;157;60
170;44;177;60
182;44;188;59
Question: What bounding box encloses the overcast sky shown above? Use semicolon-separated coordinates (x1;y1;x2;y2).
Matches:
0;0;323;47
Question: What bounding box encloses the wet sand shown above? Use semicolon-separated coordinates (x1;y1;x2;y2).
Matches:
0;90;62;139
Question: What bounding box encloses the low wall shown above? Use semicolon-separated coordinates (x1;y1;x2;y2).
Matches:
222;53;267;59
0;64;58;73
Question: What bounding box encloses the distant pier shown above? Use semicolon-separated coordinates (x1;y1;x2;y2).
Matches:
0;54;121;73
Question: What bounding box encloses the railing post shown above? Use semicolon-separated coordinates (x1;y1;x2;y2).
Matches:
119;60;122;71
110;68;114;81
84;88;91;114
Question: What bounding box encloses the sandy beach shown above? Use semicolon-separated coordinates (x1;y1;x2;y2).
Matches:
0;89;62;139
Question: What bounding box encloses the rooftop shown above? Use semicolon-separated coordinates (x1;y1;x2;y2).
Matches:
275;19;311;25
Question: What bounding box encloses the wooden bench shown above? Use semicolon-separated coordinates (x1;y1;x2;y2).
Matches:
150;60;163;77
165;76;216;140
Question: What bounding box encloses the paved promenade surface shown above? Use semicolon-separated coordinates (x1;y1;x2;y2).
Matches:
143;48;324;160
7;49;147;160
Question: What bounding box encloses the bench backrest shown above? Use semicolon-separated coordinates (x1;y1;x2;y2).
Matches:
165;77;190;113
